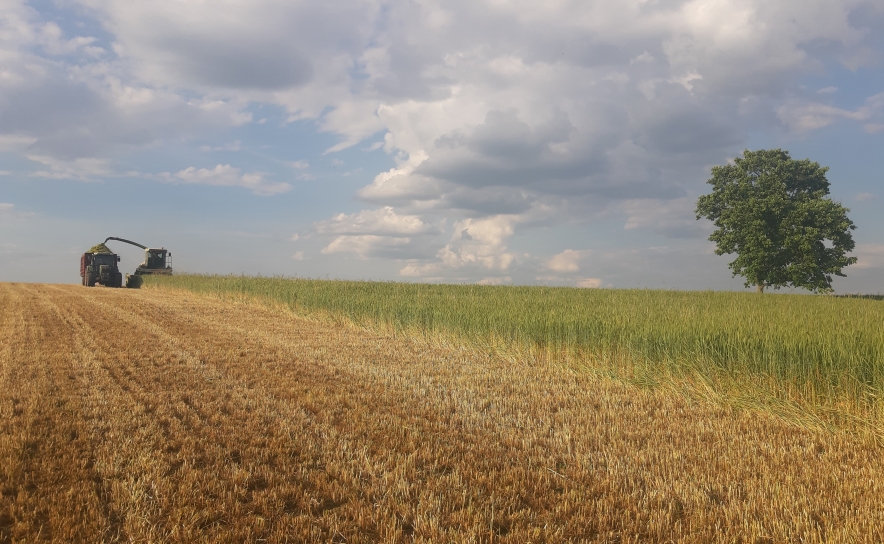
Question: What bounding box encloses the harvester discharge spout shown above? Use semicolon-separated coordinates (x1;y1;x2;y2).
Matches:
105;237;147;249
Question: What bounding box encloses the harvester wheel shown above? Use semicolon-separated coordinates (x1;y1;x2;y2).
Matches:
85;274;96;287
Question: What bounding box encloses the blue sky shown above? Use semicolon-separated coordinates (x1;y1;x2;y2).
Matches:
1;0;882;292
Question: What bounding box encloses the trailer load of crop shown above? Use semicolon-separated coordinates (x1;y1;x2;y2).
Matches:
87;242;113;254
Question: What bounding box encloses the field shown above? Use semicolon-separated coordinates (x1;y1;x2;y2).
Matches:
146;274;884;428
2;281;884;542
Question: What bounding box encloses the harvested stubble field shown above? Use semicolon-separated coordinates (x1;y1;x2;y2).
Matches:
1;283;883;543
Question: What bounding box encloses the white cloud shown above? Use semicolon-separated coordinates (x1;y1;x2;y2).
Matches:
548;249;592;273
315;207;437;237
27;155;113;180
292;251;305;260
35;22;102;57
0;203;14;213
477;276;511;286
856;193;877;201
576;278;602;288
0;134;38;152
630;52;654;64
322;100;386;153
777;102;866;133
160;164;291;196
401;215;519;277
322;235;414;259
0;1;257;178
777;92;884;134
315;207;440;260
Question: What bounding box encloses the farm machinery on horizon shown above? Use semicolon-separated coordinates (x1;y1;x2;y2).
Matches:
81;237;173;288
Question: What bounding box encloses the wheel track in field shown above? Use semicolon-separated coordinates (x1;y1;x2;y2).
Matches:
32;285;365;542
0;284;126;542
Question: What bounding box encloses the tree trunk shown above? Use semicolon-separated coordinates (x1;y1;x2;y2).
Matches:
756;284;764;293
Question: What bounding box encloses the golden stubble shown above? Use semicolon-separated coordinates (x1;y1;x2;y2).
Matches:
1;283;882;543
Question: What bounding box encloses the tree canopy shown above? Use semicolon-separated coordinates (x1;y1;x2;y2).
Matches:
695;149;857;293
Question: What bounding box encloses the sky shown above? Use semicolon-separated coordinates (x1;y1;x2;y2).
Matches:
1;0;883;292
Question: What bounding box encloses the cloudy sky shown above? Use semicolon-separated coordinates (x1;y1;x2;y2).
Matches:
1;0;882;291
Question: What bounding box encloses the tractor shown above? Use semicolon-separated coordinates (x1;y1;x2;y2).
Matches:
80;250;123;287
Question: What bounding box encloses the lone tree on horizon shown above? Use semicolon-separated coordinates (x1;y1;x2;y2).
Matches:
696;149;857;293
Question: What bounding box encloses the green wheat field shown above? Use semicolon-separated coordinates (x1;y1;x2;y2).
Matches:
145;274;884;432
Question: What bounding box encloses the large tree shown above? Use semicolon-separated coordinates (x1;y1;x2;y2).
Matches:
695;149;857;293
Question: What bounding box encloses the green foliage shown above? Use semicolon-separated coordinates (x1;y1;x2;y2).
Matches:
145;274;884;404
696;149;857;293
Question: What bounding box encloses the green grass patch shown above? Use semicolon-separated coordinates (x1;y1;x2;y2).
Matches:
145;274;884;427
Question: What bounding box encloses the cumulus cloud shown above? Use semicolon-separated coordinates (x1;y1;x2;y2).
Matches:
400;215;519;277
315;207;437;236
0;0;254;171
315;207;440;259
160;165;291;196
0;134;38;152
576;278;603;288
27;155;113;180
477;277;512;286
548;249;592;273
547;249;592;272
322;235;419;259
540;252;604;288
777;93;884;134
778;103;863;133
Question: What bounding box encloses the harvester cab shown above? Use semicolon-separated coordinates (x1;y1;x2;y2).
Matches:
144;248;172;271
